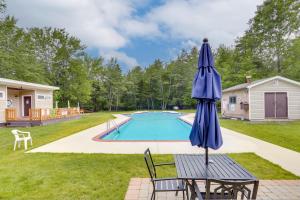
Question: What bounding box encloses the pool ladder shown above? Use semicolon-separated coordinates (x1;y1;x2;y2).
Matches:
107;119;120;133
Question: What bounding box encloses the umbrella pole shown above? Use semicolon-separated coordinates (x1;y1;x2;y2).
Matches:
205;147;208;165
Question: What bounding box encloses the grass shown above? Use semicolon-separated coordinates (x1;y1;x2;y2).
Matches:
0;112;114;151
178;109;196;113
228;153;298;180
219;119;300;153
0;111;298;199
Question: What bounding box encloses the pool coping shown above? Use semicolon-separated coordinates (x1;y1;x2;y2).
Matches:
92;117;133;142
92;113;192;142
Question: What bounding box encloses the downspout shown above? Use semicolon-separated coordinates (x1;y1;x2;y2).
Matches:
34;90;36;109
248;87;251;121
5;86;7;123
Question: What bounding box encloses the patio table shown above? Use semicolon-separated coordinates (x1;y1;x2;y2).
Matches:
174;154;259;199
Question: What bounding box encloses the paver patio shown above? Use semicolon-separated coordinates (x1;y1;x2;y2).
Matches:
125;178;300;200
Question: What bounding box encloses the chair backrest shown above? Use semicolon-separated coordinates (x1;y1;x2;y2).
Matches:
11;129;20;139
205;179;258;200
144;148;157;180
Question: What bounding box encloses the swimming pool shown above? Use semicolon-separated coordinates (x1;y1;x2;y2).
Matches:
101;112;191;141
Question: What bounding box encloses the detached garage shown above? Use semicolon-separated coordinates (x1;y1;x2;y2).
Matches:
221;76;300;121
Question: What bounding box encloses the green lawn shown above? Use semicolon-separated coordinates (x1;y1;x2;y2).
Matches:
0;112;298;200
220;119;300;153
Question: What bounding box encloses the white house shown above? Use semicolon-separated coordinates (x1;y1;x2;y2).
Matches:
221;76;300;121
0;78;60;126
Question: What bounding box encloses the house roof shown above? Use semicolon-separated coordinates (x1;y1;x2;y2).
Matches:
223;76;300;93
0;77;59;91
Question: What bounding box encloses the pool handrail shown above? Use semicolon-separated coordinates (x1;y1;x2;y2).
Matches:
107;119;120;133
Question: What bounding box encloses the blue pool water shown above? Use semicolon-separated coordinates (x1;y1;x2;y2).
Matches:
102;112;192;140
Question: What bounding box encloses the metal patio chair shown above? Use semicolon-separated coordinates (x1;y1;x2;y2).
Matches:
196;179;259;200
144;148;188;200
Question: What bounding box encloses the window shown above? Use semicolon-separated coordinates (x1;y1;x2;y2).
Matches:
228;96;236;111
37;94;51;100
37;95;45;100
229;96;236;104
0;91;4;100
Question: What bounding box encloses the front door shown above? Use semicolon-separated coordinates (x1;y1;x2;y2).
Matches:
23;96;31;117
264;92;288;119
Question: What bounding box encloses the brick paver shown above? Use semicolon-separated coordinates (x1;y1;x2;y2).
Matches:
125;178;300;200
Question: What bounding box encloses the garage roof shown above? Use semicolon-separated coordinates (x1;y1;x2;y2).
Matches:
223;76;300;93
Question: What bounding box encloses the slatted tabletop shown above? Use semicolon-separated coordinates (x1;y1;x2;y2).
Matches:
174;154;257;180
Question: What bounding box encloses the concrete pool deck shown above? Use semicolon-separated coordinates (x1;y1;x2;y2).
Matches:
29;113;300;176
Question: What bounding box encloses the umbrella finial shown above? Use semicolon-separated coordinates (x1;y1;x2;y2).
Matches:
203;38;208;43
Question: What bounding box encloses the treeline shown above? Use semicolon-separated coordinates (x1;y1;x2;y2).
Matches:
0;13;198;111
215;0;300;88
88;49;199;111
0;0;299;111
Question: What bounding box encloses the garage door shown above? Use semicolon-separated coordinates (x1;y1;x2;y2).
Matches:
264;92;288;119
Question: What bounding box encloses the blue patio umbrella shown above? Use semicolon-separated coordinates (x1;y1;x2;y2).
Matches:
189;38;223;165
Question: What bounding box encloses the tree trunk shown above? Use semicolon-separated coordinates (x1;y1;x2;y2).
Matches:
108;87;112;111
116;94;119;111
151;97;154;110
276;53;281;73
134;93;137;110
160;79;164;110
146;98;148;110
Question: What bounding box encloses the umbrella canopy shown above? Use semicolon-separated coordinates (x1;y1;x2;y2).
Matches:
189;38;223;164
192;38;221;100
190;100;222;149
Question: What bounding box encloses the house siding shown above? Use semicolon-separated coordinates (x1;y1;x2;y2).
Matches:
7;89;21;117
0;78;58;123
4;89;53;120
6;89;35;117
0;85;7;123
222;89;249;119
35;89;53;109
250;79;300;120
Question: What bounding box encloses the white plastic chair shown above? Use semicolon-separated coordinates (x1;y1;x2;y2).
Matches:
11;130;32;151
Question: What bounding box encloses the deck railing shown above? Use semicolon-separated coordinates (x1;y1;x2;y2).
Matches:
5;107;80;121
5;108;17;121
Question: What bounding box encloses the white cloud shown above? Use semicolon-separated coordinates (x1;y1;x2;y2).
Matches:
7;0;134;49
103;51;139;69
121;19;160;37
6;0;146;66
147;0;264;48
6;0;264;68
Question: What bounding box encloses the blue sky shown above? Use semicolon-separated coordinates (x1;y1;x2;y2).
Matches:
7;0;264;71
87;37;179;67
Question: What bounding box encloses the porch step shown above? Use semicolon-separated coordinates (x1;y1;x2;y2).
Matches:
6;121;33;127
